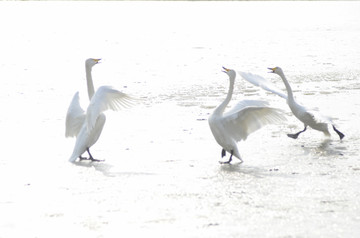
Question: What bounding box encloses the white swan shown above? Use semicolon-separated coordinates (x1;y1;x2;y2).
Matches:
66;58;134;162
208;67;286;164
268;67;344;140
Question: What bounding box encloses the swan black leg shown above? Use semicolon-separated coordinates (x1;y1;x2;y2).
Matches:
82;148;104;162
229;151;233;163
219;150;233;164
287;126;307;139
221;149;226;158
332;125;345;140
87;148;104;162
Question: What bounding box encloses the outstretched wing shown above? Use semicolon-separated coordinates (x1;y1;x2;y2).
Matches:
238;71;288;99
65;92;86;137
223;106;286;142
225;99;270;116
86;86;135;131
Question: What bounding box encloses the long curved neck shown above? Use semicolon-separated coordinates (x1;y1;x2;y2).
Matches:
278;71;294;103
214;76;235;115
85;65;95;100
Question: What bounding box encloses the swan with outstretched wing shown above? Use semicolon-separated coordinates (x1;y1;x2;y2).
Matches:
208;67;286;164
66;58;135;163
268;67;344;140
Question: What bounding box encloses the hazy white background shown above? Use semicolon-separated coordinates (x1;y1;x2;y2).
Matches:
0;2;359;237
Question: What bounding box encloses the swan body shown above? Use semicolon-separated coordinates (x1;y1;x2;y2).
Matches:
69;113;106;162
66;58;134;162
208;67;286;164
268;67;344;140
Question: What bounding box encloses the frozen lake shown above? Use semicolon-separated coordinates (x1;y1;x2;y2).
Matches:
1;1;360;237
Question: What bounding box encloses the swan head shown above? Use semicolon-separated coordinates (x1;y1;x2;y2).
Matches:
85;58;101;68
268;66;284;75
222;67;236;79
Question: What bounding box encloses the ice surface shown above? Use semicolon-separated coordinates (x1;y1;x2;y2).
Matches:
0;2;360;238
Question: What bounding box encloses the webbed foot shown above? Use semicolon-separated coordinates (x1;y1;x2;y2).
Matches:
219;150;233;164
287;133;299;139
287;126;307;139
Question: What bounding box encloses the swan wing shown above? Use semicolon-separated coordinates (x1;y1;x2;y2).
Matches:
223;106;286;141
225;99;270;116
238;71;288;99
65;92;86;138
86;86;135;131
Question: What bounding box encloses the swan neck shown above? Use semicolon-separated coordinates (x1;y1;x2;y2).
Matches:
279;71;294;102
215;77;235;115
85;65;95;100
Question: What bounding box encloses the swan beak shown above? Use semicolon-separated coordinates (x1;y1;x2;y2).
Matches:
93;58;101;64
268;67;275;73
222;66;230;73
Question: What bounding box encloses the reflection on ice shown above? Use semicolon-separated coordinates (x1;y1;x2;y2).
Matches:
72;161;157;177
218;163;270;179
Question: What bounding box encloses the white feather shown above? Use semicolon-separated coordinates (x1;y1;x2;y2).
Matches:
224;99;269;116
86;86;135;132
223;106;286;141
238;71;288;99
65;92;86;138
